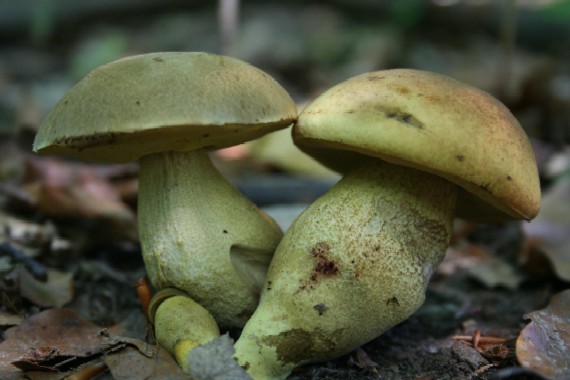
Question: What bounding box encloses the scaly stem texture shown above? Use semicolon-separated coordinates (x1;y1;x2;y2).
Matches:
138;149;282;328
234;159;457;379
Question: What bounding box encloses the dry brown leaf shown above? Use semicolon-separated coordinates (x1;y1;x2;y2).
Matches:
99;331;154;357
20;156;138;241
516;289;570;379
0;308;102;376
523;178;570;281
0;308;175;379
104;344;187;379
97;328;186;378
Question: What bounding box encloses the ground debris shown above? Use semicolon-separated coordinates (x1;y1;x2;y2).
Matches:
0;307;184;379
516;289;570;380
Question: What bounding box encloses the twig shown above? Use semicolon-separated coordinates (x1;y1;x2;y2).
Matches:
135;276;152;319
453;330;508;348
0;241;47;282
476;363;496;374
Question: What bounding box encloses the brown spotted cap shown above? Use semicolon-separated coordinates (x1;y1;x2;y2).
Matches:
293;69;540;222
33;52;297;163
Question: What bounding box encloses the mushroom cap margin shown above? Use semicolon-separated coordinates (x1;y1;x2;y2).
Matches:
33;52;297;163
293;69;540;222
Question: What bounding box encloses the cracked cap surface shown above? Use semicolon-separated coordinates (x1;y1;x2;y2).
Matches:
293;69;540;222
33;52;297;163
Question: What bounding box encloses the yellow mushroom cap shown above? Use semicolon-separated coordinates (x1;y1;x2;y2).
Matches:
33;52;297;163
294;69;540;222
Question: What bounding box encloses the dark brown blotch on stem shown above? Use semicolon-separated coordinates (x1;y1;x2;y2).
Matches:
311;242;339;277
299;242;340;291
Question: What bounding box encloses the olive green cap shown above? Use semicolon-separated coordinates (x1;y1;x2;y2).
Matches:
33;52;297;163
294;69;540;222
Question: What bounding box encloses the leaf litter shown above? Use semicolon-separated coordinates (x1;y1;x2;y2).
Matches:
516;289;570;380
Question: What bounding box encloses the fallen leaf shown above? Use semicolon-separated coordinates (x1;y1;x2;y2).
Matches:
516;289;570;380
0;308;102;376
523;177;570;281
0;308;174;379
465;256;523;290
99;330;155;358
98;327;189;378
16;266;74;308
20;156;137;242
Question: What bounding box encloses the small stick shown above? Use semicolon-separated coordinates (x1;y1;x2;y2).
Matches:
476;363;496;374
135;276;152;318
453;330;508;347
0;241;48;282
453;336;508;344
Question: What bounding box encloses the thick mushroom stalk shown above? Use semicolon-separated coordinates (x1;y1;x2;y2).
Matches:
138;148;283;328
233;159;456;380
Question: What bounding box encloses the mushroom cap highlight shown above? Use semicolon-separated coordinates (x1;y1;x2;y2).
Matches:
33;52;297;163
294;69;540;222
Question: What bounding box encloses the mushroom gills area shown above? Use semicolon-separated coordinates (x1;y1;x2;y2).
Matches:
137;148;282;328
234;159;457;380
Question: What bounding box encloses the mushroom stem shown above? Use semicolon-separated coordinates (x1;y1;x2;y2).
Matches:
234;159;457;380
151;290;220;371
137;148;282;328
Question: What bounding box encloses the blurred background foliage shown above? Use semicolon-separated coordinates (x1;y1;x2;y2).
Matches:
1;0;569;148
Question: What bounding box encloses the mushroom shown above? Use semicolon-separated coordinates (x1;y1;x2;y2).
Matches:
148;288;220;371
232;69;541;379
33;52;297;329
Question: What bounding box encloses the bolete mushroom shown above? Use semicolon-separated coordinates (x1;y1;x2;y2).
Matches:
32;52;297;329
148;288;220;371
232;69;541;379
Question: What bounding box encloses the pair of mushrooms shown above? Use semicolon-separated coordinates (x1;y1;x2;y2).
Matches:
34;52;540;380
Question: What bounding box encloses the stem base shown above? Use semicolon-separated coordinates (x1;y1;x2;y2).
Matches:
235;160;457;379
